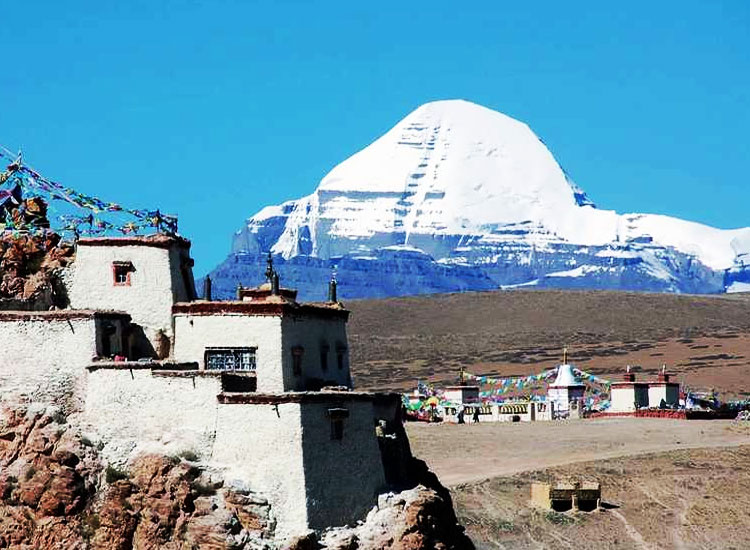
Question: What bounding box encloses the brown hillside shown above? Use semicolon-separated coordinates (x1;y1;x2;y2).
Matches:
347;290;750;398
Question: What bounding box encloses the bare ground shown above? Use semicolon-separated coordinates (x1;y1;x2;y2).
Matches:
407;420;750;549
347;290;750;548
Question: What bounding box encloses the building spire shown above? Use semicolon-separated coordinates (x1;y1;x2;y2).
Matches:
203;275;212;301
563;346;568;365
327;265;339;303
265;252;275;283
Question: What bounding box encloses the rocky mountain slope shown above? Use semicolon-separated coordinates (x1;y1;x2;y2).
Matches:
208;100;750;300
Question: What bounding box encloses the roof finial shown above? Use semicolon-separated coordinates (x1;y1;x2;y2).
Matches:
265;251;275;283
271;271;280;295
563;346;568;365
328;265;338;303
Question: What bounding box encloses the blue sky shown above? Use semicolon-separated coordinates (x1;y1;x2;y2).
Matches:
2;1;748;274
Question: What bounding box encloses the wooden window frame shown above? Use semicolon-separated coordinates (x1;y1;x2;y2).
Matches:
327;408;349;441
336;344;347;370
292;346;304;376
204;347;257;371
112;262;134;286
319;343;330;371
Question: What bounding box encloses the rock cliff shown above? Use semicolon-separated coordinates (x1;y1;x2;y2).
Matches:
0;198;74;310
0;405;473;549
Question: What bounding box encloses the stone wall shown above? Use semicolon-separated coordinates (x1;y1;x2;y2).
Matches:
173;312;352;392
212;401;307;538
611;383;650;413
648;383;680;408
83;367;222;464
83;366;393;539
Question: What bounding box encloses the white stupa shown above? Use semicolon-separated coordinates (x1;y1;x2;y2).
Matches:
547;349;585;416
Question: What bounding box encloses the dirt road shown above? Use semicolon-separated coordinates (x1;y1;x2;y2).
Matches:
407;418;750;485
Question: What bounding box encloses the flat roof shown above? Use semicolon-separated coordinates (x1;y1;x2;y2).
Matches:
0;309;131;322
173;300;349;320
77;234;190;250
217;390;400;405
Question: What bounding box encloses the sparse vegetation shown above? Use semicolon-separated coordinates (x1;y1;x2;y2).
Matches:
348;290;750;398
81;512;101;541
191;480;217;497
177;449;199;462
545;511;575;525
105;465;129;484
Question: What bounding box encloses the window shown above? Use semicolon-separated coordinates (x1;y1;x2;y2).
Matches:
205;347;256;371
112;262;134;286
327;408;349;441
330;419;344;441
320;343;330;371
336;344;347;370
292;346;304;376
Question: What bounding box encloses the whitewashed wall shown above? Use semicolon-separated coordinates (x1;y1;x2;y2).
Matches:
300;400;386;530
648;384;679;408
67;242;191;352
212;402;307;538
611;385;649;412
0;316;98;409
281;315;350;391
83;368;222;463
173;314;284;392
83;368;389;539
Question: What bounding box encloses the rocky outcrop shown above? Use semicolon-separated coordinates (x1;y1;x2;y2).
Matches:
0;405;99;549
0;199;74;309
319;485;474;550
90;455;275;549
0;405;472;549
0;405;275;549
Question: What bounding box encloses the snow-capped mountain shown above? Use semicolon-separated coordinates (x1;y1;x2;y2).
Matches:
208;100;750;300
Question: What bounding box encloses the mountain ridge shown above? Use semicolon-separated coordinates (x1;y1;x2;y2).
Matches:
208;100;750;300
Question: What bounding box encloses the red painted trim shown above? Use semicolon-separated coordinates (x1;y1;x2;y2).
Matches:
78;235;191;249
611;382;650;389
172;300;350;320
0;310;130;321
217;391;400;405
112;263;133;286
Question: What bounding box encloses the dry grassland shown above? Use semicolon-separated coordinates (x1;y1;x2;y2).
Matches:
348;290;750;398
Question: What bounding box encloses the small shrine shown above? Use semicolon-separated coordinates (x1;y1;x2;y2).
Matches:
546;348;585;416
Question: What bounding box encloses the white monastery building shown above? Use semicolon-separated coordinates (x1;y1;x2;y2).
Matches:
0;235;407;538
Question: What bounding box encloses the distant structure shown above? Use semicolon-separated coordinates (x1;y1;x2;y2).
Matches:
610;365;679;413
530;479;601;512
546;348;585;417
0;235;407;538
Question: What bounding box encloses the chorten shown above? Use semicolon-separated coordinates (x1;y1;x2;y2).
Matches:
547;348;585;416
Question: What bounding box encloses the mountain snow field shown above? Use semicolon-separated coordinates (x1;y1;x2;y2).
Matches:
209;100;750;300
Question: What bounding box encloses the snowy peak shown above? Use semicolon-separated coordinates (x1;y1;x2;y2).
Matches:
220;100;750;300
317;99;590;238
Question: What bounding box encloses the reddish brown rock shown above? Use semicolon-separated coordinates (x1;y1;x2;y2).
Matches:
0;405;471;550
